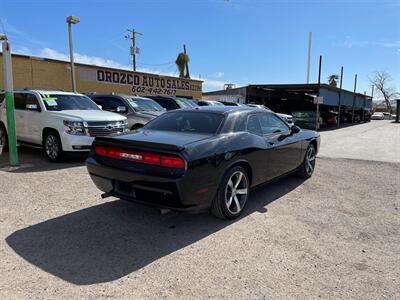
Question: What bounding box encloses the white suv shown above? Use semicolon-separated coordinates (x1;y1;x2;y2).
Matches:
0;90;127;162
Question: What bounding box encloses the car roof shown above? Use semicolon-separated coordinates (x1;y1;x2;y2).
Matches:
15;89;85;96
88;93;153;101
149;96;192;101
175;105;264;115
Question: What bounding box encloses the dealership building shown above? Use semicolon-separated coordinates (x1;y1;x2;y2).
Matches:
0;53;203;98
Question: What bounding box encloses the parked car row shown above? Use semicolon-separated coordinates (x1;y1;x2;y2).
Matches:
380;112;397;120
0;90;320;220
0;89;297;162
88;95;295;127
371;112;385;120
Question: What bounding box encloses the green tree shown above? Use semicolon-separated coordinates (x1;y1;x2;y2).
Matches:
175;53;190;78
328;74;339;87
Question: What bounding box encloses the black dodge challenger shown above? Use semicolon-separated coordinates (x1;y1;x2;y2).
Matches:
86;106;320;219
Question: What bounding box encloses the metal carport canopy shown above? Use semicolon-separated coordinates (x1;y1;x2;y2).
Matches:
248;83;372;108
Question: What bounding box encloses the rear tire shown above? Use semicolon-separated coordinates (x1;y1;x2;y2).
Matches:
43;131;64;162
297;143;316;179
0;124;8;152
211;166;250;220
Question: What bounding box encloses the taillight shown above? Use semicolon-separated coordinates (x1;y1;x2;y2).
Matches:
94;145;186;169
161;155;186;169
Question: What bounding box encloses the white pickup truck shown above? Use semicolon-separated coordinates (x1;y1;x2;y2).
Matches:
0;90;127;162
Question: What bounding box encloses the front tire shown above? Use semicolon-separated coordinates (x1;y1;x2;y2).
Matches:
43;131;64;162
211;166;250;220
297;143;316;178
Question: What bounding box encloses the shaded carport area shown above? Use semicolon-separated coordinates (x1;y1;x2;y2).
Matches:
247;84;372;129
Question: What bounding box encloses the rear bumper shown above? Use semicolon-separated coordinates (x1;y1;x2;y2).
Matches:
86;157;215;211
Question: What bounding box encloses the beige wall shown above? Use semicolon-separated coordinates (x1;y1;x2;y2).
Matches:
0;54;202;98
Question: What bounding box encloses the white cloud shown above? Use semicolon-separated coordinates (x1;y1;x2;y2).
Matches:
13;46;31;55
382;41;400;48
191;74;240;91
0;18;47;48
38;47;133;70
213;71;225;78
339;36;400;49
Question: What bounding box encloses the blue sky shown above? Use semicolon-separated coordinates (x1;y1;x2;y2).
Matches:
0;0;399;95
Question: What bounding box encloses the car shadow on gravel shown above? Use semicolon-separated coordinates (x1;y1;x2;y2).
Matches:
6;175;304;285
0;146;85;173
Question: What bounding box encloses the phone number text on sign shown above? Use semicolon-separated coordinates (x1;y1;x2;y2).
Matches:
132;86;177;96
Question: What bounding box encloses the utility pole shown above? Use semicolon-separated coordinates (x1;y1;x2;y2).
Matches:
183;44;190;78
315;55;322;130
125;29;142;72
337;66;344;128
351;74;357;123
1;34;19;166
306;32;312;84
371;85;374;103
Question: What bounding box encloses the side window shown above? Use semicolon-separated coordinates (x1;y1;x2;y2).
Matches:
246;114;263;135
25;94;41;111
156;99;177;110
97;97;125;112
259;113;289;135
14;93;27;110
91;97;104;106
234;113;247;132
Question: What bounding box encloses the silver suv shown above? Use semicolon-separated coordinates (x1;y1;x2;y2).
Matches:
88;94;166;130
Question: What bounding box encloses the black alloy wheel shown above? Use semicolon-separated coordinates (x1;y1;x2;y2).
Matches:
211;166;250;219
0;125;8;152
297;143;316;178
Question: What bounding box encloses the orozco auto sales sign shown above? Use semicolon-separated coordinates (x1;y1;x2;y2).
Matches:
79;66;202;96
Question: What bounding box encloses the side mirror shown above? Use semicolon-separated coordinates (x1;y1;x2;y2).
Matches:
116;106;127;113
97;104;103;110
291;125;301;134
26;103;40;112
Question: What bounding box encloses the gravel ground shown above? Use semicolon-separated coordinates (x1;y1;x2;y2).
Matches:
318;120;400;163
0;123;399;299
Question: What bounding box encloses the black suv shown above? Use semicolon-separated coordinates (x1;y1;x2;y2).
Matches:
148;96;198;110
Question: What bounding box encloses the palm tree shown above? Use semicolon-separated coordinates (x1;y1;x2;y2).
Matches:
328;74;339;87
175;53;190;78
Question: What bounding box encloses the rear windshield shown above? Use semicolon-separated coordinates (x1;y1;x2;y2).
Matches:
145;112;224;134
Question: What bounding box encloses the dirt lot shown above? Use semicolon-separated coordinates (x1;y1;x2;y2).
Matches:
0;121;399;299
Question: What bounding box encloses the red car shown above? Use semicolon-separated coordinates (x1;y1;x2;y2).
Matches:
326;115;338;125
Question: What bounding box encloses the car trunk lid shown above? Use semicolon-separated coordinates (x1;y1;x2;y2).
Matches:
94;129;213;152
